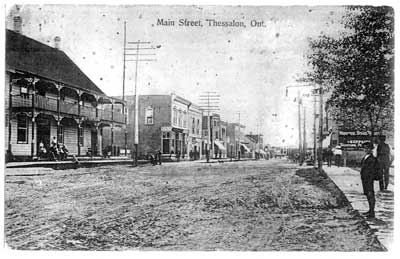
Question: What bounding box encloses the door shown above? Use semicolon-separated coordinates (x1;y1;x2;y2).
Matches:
91;129;97;155
36;117;51;154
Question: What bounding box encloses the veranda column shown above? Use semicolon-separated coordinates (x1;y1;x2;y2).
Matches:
77;91;82;156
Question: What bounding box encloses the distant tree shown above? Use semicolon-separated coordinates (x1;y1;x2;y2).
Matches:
305;6;394;140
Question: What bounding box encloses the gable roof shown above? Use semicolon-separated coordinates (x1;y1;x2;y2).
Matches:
6;29;104;95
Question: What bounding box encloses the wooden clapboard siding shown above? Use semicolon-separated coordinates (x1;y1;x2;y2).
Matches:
5;73;10;151
9;117;33;156
63;125;78;155
83;126;92;153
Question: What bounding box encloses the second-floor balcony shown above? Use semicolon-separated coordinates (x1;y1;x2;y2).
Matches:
60;100;78;115
113;111;125;123
81;105;96;120
11;94;126;124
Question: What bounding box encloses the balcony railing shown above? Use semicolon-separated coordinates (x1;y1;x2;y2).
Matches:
100;110;113;121
35;95;58;111
60;100;78;115
11;95;31;107
113;111;125;123
11;95;125;124
81;105;96;120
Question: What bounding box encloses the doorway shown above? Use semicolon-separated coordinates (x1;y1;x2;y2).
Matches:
91;129;98;155
36;116;51;154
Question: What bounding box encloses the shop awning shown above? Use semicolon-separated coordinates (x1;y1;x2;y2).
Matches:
214;140;226;151
240;143;251;152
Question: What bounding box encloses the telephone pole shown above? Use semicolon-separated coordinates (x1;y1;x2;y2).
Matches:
199;92;220;162
122;22;160;166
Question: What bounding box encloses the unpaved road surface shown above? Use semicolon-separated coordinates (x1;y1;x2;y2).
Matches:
5;160;384;251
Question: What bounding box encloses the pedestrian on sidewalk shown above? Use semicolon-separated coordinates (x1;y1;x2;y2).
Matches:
327;146;334;167
334;145;342;167
360;142;379;219
377;135;391;191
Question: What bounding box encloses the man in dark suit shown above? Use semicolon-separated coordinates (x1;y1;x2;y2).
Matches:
377;135;391;191
360;142;379;219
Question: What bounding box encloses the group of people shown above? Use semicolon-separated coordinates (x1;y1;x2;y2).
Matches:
38;136;69;161
323;146;342;167
360;136;392;219
147;150;162;166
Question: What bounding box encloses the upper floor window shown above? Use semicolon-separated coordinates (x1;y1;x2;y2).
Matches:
178;110;182;127
183;111;187;128
196;119;200;135
192;118;195;134
173;107;177;125
145;106;154;125
17;114;28;143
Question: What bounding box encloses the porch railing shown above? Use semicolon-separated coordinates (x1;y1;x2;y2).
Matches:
60;100;79;115
81;105;96;120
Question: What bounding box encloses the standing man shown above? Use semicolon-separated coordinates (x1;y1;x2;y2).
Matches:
360;142;379;218
158;150;162;165
377;135;391;191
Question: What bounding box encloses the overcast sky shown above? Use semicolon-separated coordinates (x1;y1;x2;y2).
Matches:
6;4;346;146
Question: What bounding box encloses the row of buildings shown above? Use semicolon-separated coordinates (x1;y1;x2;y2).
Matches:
110;94;265;160
5;16;264;161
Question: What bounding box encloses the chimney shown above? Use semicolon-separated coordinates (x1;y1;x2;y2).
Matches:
54;36;61;49
13;15;22;33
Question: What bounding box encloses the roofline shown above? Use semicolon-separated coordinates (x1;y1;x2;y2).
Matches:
6;66;109;98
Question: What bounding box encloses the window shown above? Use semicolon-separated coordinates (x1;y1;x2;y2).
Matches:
58;125;64;144
78;127;84;146
178;110;182;127
145;106;154;125
173;107;177;125
214;120;217;127
192;118;195;134
197;119;200;135
17;114;28;143
183;111;187;128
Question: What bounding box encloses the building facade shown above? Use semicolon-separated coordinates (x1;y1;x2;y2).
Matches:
5;28;126;161
188;103;203;159
202;113;227;158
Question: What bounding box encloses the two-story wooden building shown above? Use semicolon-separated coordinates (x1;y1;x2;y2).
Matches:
5;27;126;161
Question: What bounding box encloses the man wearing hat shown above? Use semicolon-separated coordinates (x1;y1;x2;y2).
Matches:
360;142;379;218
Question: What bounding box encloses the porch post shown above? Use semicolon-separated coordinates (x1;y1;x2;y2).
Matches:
111;101;114;146
77;91;82;156
56;87;60;143
77;123;81;156
31;80;36;159
97;125;102;156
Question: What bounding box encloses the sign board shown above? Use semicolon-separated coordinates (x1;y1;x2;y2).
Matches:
339;131;383;150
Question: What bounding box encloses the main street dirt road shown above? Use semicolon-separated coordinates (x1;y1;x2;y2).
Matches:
5;160;384;251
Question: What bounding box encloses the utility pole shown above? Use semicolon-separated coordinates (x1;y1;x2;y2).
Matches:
313;86;317;168
237;111;241;160
122;21;127;157
303;105;307;159
199;92;220;162
298;89;302;163
123;25;160;166
318;86;324;170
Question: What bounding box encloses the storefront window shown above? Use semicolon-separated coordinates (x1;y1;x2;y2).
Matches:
162;131;170;154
